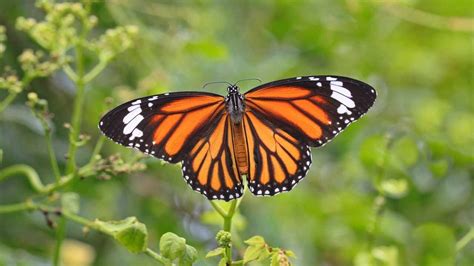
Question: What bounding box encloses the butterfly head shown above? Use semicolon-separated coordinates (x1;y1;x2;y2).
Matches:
227;84;240;94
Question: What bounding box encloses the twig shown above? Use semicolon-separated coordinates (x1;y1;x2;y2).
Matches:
382;3;474;32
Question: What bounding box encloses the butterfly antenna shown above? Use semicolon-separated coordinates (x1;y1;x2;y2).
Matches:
202;81;233;88
234;78;262;86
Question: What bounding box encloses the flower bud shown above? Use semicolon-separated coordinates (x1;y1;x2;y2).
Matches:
216;230;231;248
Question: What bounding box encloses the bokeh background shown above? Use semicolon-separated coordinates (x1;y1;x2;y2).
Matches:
0;0;473;265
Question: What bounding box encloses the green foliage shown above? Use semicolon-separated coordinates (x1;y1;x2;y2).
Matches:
159;232;197;265
411;223;456;266
95;217;148;253
243;235;295;265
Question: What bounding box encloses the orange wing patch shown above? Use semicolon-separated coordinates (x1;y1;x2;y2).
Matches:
243;112;312;197
181;115;244;201
161;95;222;112
247;99;323;140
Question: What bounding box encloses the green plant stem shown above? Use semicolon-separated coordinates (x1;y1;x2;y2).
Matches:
61;211;167;264
0;164;45;193
53;216;66;266
0;163;95;199
89;135;105;164
0;199;167;264
0;92;18;113
63;64;77;82
145;249;170;265
0;74;33;113
45;128;61;182
65;38;87;174
0;201;35;213
84;59;109;83
456;227;474;252
209;200;239;265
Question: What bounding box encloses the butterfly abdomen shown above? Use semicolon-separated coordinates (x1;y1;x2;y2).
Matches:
231;122;248;175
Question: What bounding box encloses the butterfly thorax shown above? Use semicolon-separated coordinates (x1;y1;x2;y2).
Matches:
225;85;245;124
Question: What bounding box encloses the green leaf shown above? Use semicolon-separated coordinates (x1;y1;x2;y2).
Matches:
380;178;408;198
0;149;3;163
411;223;455;266
160;232;186;260
284;250;296;258
115;222;148;253
389;136;419;169
244;235;265;246
179;245;198;266
243;244;271;263
371;246;399;266
218;258;227;266
429;159;449;178
95;217;139;233
359;134;388;169
270;252;280;266
206;247;225;258
94;217;148;253
61;192;80;214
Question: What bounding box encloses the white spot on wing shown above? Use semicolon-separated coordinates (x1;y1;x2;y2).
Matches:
331;92;355;108
337;105;352;115
309;77;319;81
123;107;142;124
129;128;143;140
123;115;144;134
131;99;141;105
326;76;337;81
331;84;352;97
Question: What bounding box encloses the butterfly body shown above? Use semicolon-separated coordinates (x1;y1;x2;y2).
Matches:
100;75;376;201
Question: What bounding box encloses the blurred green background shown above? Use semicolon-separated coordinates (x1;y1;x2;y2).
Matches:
0;0;473;265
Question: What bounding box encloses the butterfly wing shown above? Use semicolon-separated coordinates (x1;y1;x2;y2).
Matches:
244;75;376;147
243;111;311;196
99;92;225;163
243;75;376;196
182;115;244;201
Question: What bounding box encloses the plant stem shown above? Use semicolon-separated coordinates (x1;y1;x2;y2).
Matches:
84;59;109;83
45;127;61;182
88;135;105;164
53;216;66;266
0;201;35;214
223;200;237;264
0;74;33;113
145;248;170;265
0;164;45;193
456;227;474;252
0;92;18;113
65;38;87;174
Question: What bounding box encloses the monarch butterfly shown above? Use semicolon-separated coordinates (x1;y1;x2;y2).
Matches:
99;75;376;201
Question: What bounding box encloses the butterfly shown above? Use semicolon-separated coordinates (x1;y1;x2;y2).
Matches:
99;75;376;201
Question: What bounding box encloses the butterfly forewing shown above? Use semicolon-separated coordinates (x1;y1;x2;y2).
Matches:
244;75;376;147
99;92;225;163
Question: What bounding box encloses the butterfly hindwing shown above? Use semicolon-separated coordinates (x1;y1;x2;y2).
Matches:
182;115;244;201
244;75;376;147
243;111;312;196
99;92;225;163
